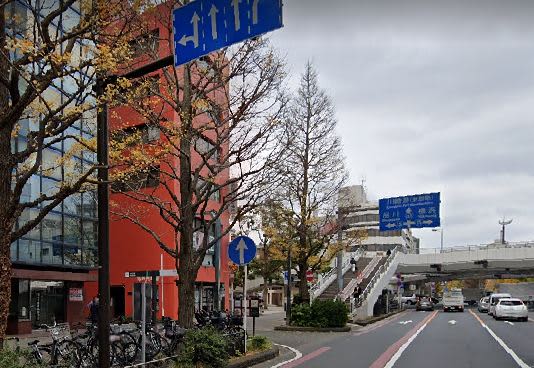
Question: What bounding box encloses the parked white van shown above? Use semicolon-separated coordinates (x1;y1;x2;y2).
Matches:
488;293;512;316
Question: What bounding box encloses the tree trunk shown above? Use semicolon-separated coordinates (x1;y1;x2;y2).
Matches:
262;283;269;310
177;263;196;328
0;236;12;347
297;263;309;303
0;7;13;340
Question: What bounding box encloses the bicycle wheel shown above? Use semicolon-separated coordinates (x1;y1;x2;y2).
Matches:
56;340;83;367
119;331;139;364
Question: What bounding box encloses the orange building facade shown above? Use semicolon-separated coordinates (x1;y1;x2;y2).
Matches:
84;1;231;321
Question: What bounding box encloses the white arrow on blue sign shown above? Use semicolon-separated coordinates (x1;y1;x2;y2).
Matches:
172;0;283;66
228;236;257;265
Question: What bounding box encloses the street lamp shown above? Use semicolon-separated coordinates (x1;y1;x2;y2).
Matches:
432;228;444;253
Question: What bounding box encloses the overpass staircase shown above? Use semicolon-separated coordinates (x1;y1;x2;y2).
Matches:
310;249;364;301
352;248;402;319
316;256;374;301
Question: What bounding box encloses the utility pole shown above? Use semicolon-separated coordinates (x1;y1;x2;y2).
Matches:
96;76;111;368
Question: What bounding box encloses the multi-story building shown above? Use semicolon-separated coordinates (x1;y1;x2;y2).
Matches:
83;1;231;321
339;185;418;252
7;1;98;334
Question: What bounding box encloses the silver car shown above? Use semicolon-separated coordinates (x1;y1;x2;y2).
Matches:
478;297;490;313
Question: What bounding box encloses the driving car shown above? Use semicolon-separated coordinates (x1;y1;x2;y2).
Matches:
478;296;490;313
494;298;528;321
416;297;434;311
488;293;512;316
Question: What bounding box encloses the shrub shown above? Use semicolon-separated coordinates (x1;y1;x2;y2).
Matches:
175;327;229;368
290;303;312;327
0;348;45;368
290;299;348;328
247;336;271;352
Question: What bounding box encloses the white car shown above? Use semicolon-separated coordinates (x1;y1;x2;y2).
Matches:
488;293;512;316
494;298;529;322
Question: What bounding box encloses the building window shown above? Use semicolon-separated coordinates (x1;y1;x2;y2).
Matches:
195;177;221;202
194;136;219;161
111;166;160;193
129;30;159;58
115;123;160;146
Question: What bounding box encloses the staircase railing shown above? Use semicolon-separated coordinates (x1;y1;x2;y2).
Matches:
337;255;381;302
310;248;364;301
352;248;399;311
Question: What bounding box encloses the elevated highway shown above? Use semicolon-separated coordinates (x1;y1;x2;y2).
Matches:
397;241;534;280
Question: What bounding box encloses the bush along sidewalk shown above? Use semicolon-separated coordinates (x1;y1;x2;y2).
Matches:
291;299;349;328
175;327;229;368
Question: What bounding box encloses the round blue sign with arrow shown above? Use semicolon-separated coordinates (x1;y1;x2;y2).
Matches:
228;236;257;265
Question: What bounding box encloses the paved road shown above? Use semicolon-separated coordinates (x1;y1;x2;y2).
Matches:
252;309;534;368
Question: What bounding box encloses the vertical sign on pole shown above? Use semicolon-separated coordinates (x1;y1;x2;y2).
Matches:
228;236;257;354
243;264;248;354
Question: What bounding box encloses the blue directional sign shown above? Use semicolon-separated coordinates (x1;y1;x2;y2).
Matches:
379;192;441;232
172;0;284;66
228;236;257;265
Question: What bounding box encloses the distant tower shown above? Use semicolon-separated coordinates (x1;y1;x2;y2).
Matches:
499;217;513;244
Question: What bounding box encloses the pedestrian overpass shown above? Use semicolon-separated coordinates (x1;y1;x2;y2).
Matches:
311;241;534;318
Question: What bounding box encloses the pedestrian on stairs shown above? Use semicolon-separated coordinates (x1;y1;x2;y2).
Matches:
350;257;358;274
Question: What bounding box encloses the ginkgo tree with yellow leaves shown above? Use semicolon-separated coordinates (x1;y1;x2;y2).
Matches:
107;1;287;328
0;0;144;343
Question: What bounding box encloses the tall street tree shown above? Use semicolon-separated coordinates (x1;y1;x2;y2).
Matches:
109;1;287;327
273;62;349;302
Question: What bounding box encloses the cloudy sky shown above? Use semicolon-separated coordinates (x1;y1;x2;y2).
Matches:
269;0;534;248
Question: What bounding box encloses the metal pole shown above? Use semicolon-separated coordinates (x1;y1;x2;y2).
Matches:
337;210;344;293
160;254;165;317
151;274;157;325
440;229;444;253
214;219;221;312
286;247;292;325
141;282;146;364
96;77;110;368
243;264;248;354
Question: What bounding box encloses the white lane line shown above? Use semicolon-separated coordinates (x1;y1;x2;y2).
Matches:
470;311;530;368
270;343;303;368
505;321;515;326
384;315;434;368
529;318;534;323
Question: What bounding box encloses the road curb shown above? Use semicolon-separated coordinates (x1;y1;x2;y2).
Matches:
352;310;403;326
228;347;280;368
273;325;351;332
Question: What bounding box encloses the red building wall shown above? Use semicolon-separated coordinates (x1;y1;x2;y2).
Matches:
85;1;231;321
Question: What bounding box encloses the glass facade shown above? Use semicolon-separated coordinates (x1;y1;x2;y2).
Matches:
9;0;97;269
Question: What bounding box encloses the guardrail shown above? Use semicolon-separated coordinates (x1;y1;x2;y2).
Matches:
352;248;399;312
408;241;534;254
310;248;364;301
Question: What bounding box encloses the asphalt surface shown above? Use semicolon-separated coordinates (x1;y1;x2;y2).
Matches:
251;309;534;368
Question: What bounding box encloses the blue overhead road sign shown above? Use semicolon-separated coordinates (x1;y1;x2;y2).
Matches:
228;236;257;265
173;0;284;66
379;192;441;231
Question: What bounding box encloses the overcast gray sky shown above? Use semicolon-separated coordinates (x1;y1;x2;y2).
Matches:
269;0;534;248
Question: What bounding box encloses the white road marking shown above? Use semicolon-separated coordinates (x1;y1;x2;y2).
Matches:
505;321;515;326
448;320;457;325
529;318;534;323
470;311;529;368
398;320;413;325
270;343;303;368
384;316;433;368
